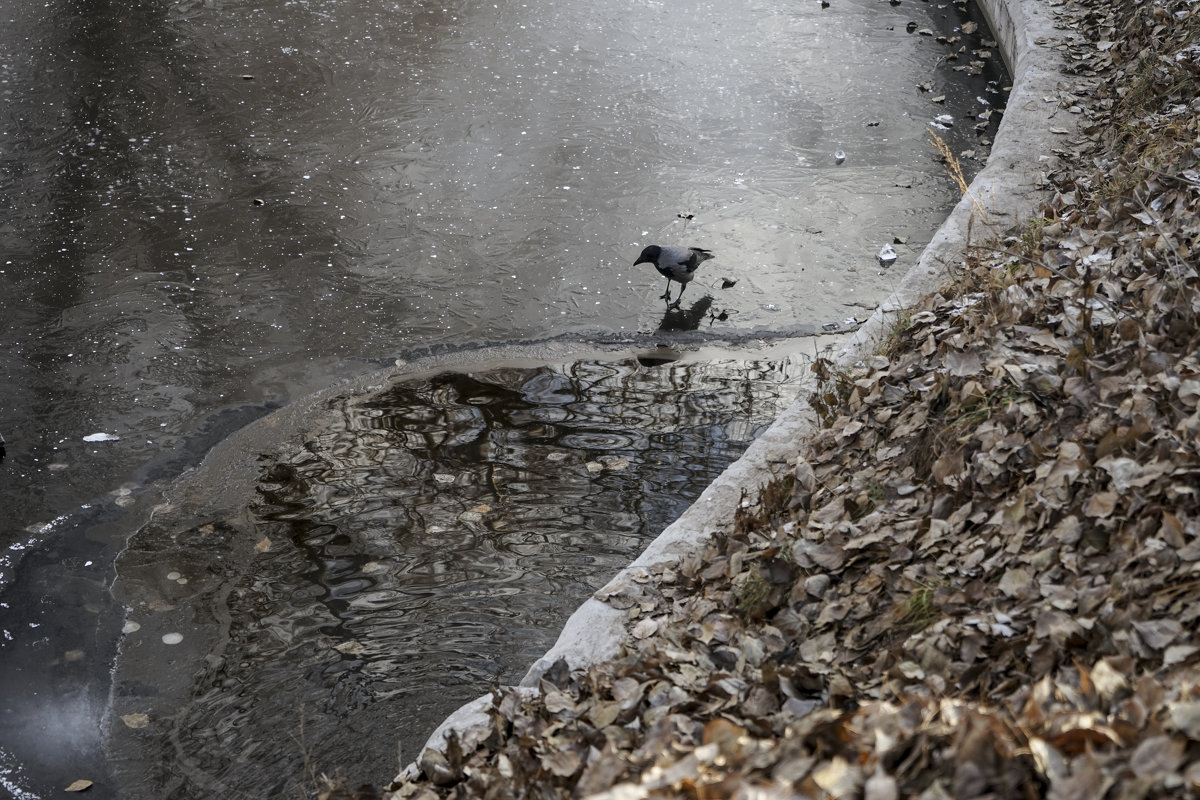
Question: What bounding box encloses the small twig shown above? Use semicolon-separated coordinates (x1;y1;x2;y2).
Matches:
1138;162;1200;187
973;244;1132;321
1133;188;1196;278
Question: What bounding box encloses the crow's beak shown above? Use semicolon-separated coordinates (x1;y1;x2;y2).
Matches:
633;256;651;266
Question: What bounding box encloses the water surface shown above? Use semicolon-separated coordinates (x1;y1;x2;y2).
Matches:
108;357;805;795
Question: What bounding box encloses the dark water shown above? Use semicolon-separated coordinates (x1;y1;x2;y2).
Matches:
0;0;1007;794
106;358;803;796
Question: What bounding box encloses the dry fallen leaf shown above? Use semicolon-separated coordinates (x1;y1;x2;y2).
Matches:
864;768;899;800
1131;618;1182;651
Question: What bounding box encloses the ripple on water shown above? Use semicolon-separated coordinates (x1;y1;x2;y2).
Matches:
130;357;804;793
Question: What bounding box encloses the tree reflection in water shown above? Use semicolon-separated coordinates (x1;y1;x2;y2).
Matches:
160;358;803;793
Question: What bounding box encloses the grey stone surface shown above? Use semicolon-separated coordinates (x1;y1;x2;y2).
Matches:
401;0;1083;773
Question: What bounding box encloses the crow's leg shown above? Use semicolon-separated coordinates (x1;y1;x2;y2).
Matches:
660;279;673;302
669;282;687;309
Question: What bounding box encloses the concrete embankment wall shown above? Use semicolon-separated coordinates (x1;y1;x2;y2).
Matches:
406;0;1078;767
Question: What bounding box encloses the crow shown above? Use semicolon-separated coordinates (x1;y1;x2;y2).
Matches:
633;245;714;308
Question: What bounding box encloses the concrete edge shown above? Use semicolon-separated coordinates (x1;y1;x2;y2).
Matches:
402;0;1080;774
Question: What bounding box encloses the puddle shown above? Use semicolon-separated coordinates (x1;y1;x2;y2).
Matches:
108;355;808;795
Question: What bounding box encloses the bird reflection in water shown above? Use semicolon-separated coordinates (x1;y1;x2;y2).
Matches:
656;294;716;332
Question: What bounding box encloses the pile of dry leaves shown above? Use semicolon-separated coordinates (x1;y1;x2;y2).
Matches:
368;0;1200;797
